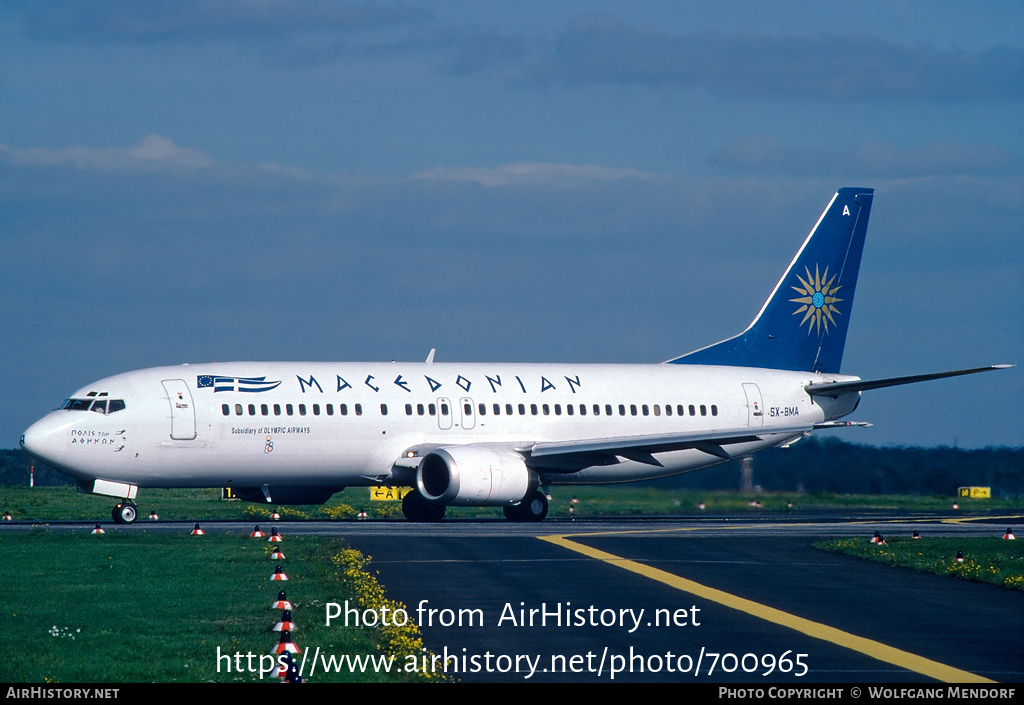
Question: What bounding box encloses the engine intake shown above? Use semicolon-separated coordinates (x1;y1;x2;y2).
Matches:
416;446;535;506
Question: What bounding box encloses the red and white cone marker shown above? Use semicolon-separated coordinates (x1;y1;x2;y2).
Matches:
276;652;302;682
271;630;300;655
698;502;705;510
876;534;886;546
955;550;964;563
271;546;285;561
190;523;204;536
271;512;281;520
952;503;959;510
271;590;292;610
273;609;296;632
3;512;12;521
91;523;105;534
912;530;921;539
271;564;288;581
357;509;368;520
870;531;881;544
267;528;282;542
148;511;159;520
251;525;265;538
1003;528;1016;540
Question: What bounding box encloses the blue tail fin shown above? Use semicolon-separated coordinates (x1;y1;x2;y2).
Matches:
669;187;874;373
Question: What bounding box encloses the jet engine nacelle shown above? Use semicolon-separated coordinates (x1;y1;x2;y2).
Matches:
416;446;535;506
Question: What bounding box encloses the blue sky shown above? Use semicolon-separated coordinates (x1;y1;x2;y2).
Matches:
2;1;1021;449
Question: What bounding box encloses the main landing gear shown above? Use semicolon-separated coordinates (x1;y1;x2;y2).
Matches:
503;490;548;522
400;489;549;522
402;490;446;522
112;501;138;524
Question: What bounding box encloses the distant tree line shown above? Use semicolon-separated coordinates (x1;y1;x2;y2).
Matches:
2;439;1022;496
651;438;1024;496
0;449;75;487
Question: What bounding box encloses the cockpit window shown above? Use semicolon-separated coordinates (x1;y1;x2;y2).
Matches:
63;398;126;414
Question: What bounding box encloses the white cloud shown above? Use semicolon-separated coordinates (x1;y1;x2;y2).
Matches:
412;161;660;187
0;134;213;172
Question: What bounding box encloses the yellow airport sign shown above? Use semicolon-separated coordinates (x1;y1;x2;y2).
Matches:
958;486;991;498
371;486;412;501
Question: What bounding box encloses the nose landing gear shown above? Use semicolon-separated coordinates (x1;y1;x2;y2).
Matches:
112;502;138;524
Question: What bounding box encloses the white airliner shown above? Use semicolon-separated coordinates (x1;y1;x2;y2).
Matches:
21;188;1010;523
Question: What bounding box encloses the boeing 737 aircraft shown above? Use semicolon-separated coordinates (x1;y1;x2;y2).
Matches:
20;188;1010;523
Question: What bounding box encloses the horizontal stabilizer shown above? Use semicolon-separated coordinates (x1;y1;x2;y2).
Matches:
805;365;1013;397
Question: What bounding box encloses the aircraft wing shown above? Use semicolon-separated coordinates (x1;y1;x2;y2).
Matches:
519;423;813;470
805;365;1013;397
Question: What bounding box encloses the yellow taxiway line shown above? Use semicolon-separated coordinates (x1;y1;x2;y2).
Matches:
539;534;994;683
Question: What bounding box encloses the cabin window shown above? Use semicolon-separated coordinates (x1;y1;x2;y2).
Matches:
711;405;718;416
577;404;584;416
506;403;514;415
298;404;306;416
479;403;487;416
440;403;449;416
235;404;243;416
405;404;413;416
90;400;107;414
688;405;696;416
542;404;550;416
530;404;538;416
222;404;230;416
108;399;126;414
326;404;334;416
286;404;294;416
248;404;256;416
653;404;661;417
380;404;388;415
593;404;601;416
554;404;561;415
642;404;649;416
665;405;672;417
417;404;425;416
261;404;269;416
313;404;320;416
355;404;362;416
567;404;574;416
428;403;436;416
700;405;707;416
493;403;501;415
630;404;638;416
464;403;472;416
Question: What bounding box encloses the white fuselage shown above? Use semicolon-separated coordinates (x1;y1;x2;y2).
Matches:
22;361;860;493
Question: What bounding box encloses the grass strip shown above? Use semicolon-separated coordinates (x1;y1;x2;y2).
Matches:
815;537;1024;591
1;486;1019;523
0;531;432;682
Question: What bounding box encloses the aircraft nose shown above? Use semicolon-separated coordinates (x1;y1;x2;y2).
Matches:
21;415;69;468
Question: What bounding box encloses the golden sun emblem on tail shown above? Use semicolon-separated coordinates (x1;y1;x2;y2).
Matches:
790;264;843;335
